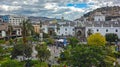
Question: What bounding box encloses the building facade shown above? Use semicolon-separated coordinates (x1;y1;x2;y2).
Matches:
0;23;9;39
42;21;76;37
0;15;28;26
76;12;120;39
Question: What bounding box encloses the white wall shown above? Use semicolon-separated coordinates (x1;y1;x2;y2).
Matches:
16;29;22;35
94;15;105;21
57;26;75;36
2;31;6;37
9;15;28;26
42;25;48;33
85;27;120;38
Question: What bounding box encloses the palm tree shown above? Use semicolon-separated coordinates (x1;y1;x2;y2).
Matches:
20;19;34;44
8;25;13;36
7;24;13;39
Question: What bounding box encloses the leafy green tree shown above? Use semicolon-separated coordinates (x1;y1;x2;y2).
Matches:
24;45;32;58
68;37;79;47
60;50;70;62
87;33;106;46
46;38;55;45
43;32;50;38
11;44;24;58
9;39;14;45
0;40;6;44
11;44;32;59
67;45;116;67
36;44;50;62
1;60;23;67
0;46;4;60
105;33;118;43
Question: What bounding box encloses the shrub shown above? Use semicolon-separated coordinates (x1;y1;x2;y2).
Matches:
1;60;23;67
0;40;6;44
34;62;48;67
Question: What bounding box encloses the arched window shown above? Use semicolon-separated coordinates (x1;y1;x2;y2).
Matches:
97;29;99;32
77;30;82;36
116;29;118;32
106;29;108;32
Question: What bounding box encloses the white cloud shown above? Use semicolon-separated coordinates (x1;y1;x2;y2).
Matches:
44;3;57;9
0;0;119;20
68;7;85;12
0;5;21;11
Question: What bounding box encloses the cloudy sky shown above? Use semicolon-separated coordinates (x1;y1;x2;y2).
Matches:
0;0;120;20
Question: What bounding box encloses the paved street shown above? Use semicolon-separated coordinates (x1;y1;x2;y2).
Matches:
31;44;38;60
31;43;64;65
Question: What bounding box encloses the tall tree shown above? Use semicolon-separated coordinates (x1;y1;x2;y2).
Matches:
68;37;79;47
7;24;13;37
36;44;50;62
21;19;34;44
11;44;32;59
87;33;106;46
105;33;118;43
65;45;116;67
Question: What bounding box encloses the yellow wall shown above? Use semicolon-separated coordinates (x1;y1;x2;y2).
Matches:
33;25;40;34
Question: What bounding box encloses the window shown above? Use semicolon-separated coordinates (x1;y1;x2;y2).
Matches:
65;28;67;31
115;22;118;24
73;29;74;31
98;19;100;21
106;29;108;32
97;29;99;32
65;32;67;34
0;31;1;36
116;29;118;32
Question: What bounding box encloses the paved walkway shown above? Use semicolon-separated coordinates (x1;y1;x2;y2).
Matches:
48;45;64;65
31;43;64;64
31;44;38;60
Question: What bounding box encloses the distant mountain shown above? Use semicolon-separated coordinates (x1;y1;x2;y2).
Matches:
28;16;71;23
75;6;120;21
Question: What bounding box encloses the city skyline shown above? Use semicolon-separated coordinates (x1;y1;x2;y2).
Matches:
0;0;120;20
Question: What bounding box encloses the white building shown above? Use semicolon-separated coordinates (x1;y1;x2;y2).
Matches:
42;21;76;36
83;12;120;38
9;15;28;26
42;25;48;33
94;12;105;21
57;23;75;36
85;21;120;38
